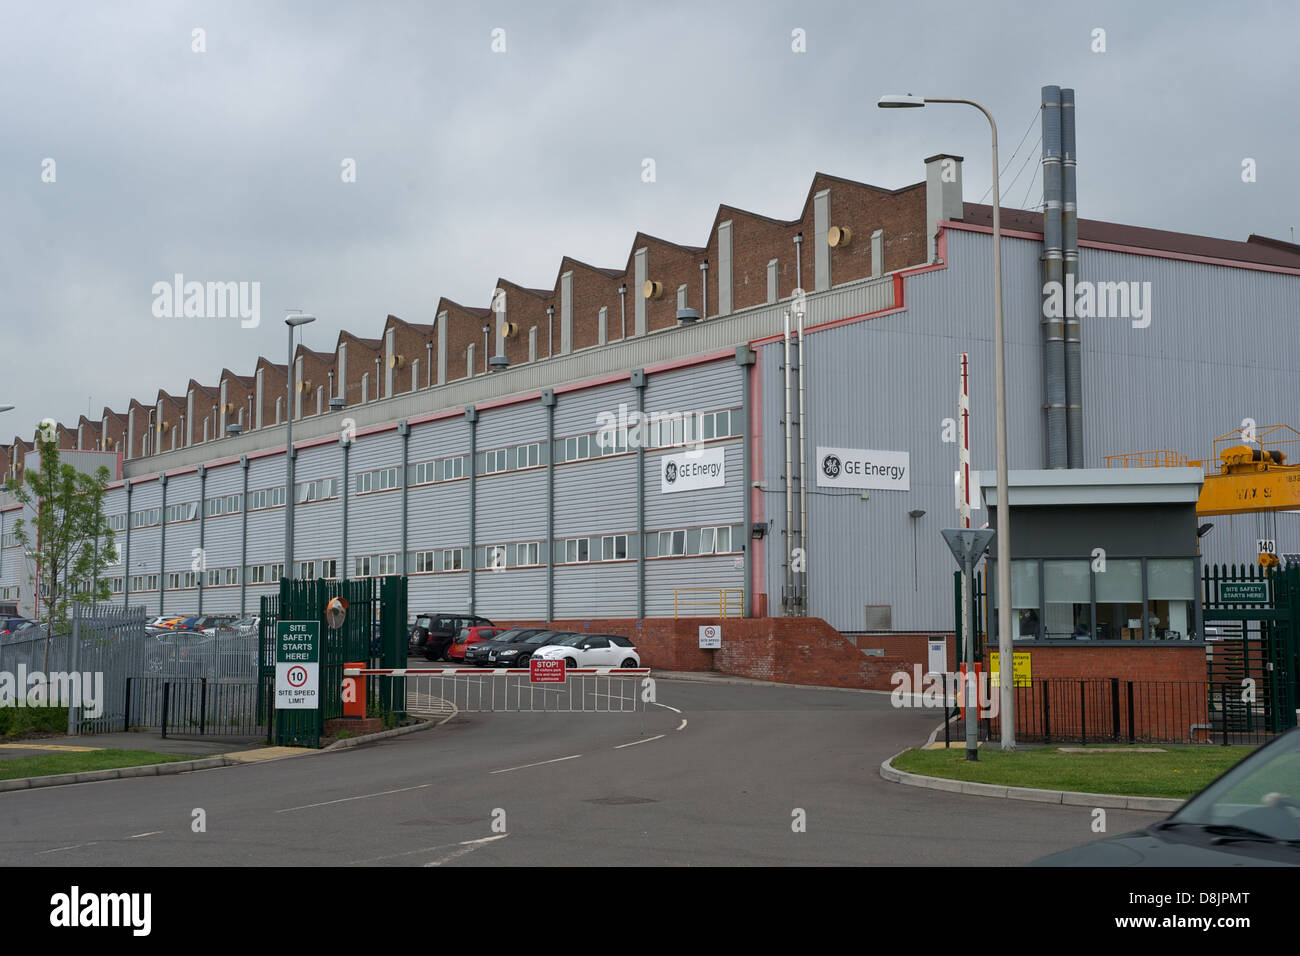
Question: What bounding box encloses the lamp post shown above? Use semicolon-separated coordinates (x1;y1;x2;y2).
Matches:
284;312;316;583
879;93;1015;748
0;405;13;414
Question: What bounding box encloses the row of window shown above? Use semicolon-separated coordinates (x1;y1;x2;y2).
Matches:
477;442;543;476
0;586;18;600
1;532;17;548
409;455;468;486
562;408;739;462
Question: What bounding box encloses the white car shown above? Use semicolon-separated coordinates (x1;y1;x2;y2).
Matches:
530;633;640;668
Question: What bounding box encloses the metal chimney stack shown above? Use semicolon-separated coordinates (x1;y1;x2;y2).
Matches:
1040;86;1068;469
1061;88;1083;467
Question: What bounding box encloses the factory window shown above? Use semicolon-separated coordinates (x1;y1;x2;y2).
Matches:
599;535;628;561
564;538;590;563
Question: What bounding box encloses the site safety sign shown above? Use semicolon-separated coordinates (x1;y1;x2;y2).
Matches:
275;620;320;709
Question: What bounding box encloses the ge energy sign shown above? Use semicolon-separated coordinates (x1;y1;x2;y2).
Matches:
816;446;909;491
660;447;726;493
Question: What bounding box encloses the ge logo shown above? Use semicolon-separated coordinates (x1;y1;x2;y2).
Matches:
665;461;678;484
287;666;308;687
822;455;841;479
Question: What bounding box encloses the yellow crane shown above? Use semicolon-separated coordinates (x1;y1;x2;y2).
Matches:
1106;425;1300;566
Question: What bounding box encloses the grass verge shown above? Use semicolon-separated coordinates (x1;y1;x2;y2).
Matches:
0;749;195;781
891;744;1255;798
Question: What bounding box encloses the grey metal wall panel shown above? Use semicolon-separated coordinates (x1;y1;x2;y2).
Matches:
201;463;244;561
645;440;744;527
476;566;547;619
645;554;744;618
162;473;201;574
408;570;471;614
554;381;638;435
554;563;637;618
553;456;637;538
477;401;545;448
406;481;470;553
477;469;547;540
645;357;741;413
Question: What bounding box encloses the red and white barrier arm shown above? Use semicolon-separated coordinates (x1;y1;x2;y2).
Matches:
343;667;651;677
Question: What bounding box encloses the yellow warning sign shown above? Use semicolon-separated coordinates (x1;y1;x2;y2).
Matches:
989;652;1032;687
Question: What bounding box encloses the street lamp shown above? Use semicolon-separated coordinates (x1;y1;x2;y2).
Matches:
0;405;13;414
284;312;317;583
879;92;1015;748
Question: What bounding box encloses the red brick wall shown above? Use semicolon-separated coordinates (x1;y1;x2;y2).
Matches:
981;644;1212;743
491;616;934;691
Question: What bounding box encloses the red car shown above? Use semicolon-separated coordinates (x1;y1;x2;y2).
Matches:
447;625;506;662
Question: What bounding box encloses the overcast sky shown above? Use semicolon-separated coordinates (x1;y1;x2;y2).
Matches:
2;0;1297;438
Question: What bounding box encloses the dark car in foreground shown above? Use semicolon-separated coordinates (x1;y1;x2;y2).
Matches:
1033;727;1300;866
488;630;577;668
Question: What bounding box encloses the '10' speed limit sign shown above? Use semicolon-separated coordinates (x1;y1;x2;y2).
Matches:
699;625;721;649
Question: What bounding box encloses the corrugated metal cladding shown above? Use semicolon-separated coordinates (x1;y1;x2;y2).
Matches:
555;562;636;618
553;456;636;539
646;554;742;618
201;463;244;564
759;227;1300;632
345;429;400;567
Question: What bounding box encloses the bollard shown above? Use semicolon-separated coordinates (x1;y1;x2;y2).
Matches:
343;661;367;718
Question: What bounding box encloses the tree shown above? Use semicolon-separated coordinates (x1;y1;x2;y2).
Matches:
2;436;118;671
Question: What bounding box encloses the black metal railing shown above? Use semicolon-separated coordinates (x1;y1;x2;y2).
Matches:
125;677;270;737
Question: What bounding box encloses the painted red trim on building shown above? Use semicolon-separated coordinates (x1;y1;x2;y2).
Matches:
749;353;764;606
942;219;1300;277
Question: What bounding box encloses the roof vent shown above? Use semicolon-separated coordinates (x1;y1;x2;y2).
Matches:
676;308;700;326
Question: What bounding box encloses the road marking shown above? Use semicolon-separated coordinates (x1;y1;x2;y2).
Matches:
489;754;582;775
423;834;508;866
676;719;687;731
36;842;97;855
348;834;507;866
653;702;682;714
614;734;665;749
277;784;431;813
129;831;162;839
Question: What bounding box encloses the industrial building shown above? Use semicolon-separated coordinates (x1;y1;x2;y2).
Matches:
4;87;1300;642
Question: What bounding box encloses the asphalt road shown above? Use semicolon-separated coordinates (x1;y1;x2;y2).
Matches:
0;678;1164;865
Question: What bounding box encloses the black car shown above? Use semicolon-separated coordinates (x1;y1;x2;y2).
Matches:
1033;727;1300;866
409;612;494;661
463;628;546;666
490;630;577;668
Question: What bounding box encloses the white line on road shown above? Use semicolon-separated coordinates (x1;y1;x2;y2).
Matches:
614;734;665;749
676;719;687;731
653;702;682;714
348;834;507;866
489;754;582;775
36;843;97;855
129;831;162;839
424;834;508;866
277;784;432;813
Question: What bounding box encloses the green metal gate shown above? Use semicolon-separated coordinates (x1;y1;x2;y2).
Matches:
258;576;408;748
1202;563;1299;734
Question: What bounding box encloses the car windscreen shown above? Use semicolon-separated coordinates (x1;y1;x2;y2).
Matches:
1170;731;1300;840
523;631;558;644
415;616;433;628
554;634;586;647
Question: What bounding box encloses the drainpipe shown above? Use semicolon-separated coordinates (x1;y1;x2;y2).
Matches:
793;233;803;293
1061;87;1083;467
1041;85;1067;469
736;347;755;617
542;390;556;621
123;481;133;608
466;406;477;615
632;371;647;619
546;306;554;359
797;308;809;615
618;285;627;339
782;311;794;614
340;438;350;580
700;260;708;320
426;341;433;387
158;472;167;616
238;456;248;614
197;465;206;614
398;421;409;574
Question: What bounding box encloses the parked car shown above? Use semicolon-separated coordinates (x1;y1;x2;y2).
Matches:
531;633;641;668
0;617;35;637
447;625;508;662
408;613;494;661
1033;727;1300;866
463;628;546;666
490;630;577;667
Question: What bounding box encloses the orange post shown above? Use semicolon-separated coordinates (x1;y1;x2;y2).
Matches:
343;661;366;717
